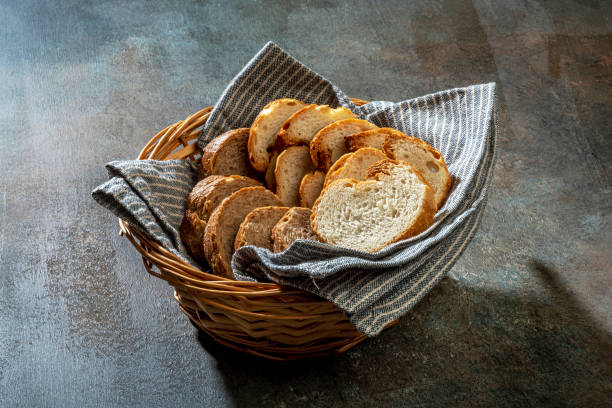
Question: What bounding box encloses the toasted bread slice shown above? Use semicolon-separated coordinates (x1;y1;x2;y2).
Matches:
203;186;282;277
299;170;325;208
272;207;320;252
323;148;387;188
248;99;307;171
265;151;279;192
310;119;378;170
382;132;451;209
275;146;313;206
276;105;356;149
234;206;290;251
180;175;260;262
344;128;399;152
311;159;436;252
200;128;261;180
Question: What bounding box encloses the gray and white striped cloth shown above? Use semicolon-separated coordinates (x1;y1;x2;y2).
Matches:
93;42;497;336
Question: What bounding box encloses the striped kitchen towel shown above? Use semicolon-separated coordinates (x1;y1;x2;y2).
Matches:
93;42;498;336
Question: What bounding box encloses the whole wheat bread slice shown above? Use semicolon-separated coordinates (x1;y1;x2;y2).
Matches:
180;175;260;262
382;131;451;209
274;145;313;206
199;128;262;181
344;128;399;152
272;207;320;252
276;105;356;150
299;170;325;208
311;159;436;252
234;206;290;251
203;186;282;277
323;147;387;188
310;119;378;170
248;98;306;171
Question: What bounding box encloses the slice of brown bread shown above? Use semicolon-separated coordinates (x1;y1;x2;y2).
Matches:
264;151;279;192
299;170;325;208
274;146;313;207
203;186;282;277
311;159;436;252
382;131;451;209
200;128;261;180
323;147;387;188
345;128;399;152
248;98;307;171
234;206;290;251
310;119;378;170
276;105;356;150
179;175;260;262
272;207;320;252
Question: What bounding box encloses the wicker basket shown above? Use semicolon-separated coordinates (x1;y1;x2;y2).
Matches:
118;99;398;361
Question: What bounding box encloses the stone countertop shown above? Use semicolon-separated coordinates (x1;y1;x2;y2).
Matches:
0;1;610;407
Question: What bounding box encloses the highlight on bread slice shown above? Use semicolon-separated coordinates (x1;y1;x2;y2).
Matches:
323;147;387;188
200;128;261;180
311;159;436;252
299;170;325;208
272;207;320;252
180;175;260;262
382;131;451;209
345;128;399;152
203;186;282;277
234;206;290;251
248;98;307;171
310;119;378;170
274;146;313;207
276;105;356;150
265;151;279;192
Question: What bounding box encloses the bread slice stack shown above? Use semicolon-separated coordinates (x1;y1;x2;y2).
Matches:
181;98;452;277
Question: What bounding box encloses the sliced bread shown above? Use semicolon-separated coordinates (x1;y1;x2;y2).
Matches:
382;132;451;209
234;206;290;251
311;159;436;252
180;175;260;262
272;207;320;252
310;119;378;170
274;145;313;206
344;128;399;152
203;186;282;277
200;128;261;180
323;147;387;188
299;170;325;208
276;105;356;149
248;98;307;171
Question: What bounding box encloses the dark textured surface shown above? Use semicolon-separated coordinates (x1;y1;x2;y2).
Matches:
0;0;610;406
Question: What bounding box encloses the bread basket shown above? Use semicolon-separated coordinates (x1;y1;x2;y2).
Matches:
118;98;398;361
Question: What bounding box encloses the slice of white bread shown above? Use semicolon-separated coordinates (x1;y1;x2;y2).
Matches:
310;119;378;170
323;147;387;188
311;159;436;252
248;98;307;171
234;206;290;251
274;146;313;206
276;105;356;150
265;151;279;192
200;128;261;180
272;207;320;252
203;186;282;277
299;170;325;208
345;128;399;152
180;175;260;262
382;131;451;209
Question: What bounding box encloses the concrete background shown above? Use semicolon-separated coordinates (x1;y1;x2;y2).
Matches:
0;0;610;406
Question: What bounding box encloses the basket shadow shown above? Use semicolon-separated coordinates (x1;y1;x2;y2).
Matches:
193;261;611;407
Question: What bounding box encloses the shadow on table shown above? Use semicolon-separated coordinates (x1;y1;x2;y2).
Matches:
194;261;611;407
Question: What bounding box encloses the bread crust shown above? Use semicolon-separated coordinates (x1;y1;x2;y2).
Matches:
323;147;387;188
310;119;378;170
344;128;402;152
248;98;306;171
203;186;281;277
234;206;290;251
200;128;262;180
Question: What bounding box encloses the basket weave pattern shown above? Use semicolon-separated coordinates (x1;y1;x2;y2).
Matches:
119;99;397;360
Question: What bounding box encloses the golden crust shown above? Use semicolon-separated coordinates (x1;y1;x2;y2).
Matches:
275;104;317;150
344;128;402;152
310;119;377;170
323;147;387;188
